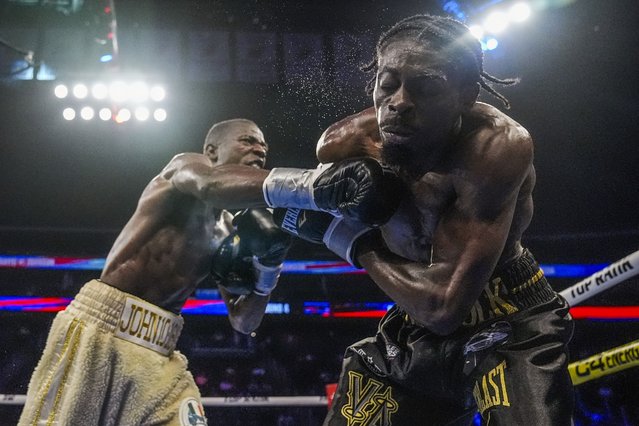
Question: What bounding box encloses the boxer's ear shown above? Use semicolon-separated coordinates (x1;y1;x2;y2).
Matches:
205;143;218;162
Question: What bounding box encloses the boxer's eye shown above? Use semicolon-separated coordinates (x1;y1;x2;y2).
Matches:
408;76;446;97
417;82;445;97
377;74;398;92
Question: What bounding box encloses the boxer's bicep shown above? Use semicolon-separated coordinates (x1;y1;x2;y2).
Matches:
427;186;520;329
358;150;526;334
171;161;268;209
427;141;531;326
357;201;512;335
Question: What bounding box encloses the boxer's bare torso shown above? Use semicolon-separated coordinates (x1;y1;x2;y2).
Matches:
101;156;232;312
318;102;535;334
100;154;234;313
100;121;271;315
319;102;533;267
381;102;534;267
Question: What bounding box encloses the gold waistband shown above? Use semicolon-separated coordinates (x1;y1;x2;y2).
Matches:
66;279;184;356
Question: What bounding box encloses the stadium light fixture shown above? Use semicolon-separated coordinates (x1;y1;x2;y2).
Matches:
62;108;75;120
54;84;68;99
72;83;88;99
80;106;95;120
54;79;168;124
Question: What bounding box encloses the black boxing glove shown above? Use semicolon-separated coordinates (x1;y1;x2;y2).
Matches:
262;158;404;227
233;209;292;267
273;208;372;268
210;232;255;295
233;208;293;296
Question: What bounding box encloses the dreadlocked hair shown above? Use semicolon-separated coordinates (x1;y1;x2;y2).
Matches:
362;14;519;109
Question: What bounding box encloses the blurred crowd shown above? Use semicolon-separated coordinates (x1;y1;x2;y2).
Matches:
0;313;637;425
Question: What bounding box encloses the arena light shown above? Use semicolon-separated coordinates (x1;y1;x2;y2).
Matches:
509;2;532;22
53;79;168;124
72;83;88;99
54;84;68;99
130;82;149;102
109;81;128;102
485;38;499;50
153;108;167;122
462;1;534;52
62;108;76;120
484;11;509;34
80;106;95;120
0;295;290;316
149;85;166;102
468;24;484;40
98;108;112;121
114;108;131;123
134;106;150;121
91;83;108;100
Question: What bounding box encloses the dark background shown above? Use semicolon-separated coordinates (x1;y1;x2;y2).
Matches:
0;0;637;252
0;1;638;424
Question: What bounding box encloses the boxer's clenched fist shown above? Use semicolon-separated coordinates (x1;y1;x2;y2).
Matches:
262;158;404;227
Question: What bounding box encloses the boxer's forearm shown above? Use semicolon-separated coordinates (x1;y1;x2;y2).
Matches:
172;163;270;210
356;233;467;336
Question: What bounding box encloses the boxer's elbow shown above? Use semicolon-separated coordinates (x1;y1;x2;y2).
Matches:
231;323;256;336
228;314;260;335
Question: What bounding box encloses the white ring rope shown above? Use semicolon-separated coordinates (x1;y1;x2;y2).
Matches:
559;249;639;306
202;396;328;407
0;395;328;407
3;251;638;407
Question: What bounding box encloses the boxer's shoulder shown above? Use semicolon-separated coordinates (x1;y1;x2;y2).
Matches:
166;152;211;170
156;153;212;182
457;109;532;177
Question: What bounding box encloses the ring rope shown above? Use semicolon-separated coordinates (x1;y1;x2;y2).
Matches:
559;249;639;306
0;395;327;407
2;344;639;406
3;340;639;406
2;252;638;407
569;339;639;386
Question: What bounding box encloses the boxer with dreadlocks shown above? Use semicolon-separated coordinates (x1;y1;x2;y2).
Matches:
277;14;574;425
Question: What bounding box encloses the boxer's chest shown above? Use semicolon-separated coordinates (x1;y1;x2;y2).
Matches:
381;171;455;262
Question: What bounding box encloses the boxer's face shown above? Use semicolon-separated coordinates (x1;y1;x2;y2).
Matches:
214;123;267;168
373;38;474;168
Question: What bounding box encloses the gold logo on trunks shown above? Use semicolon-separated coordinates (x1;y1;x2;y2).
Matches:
341;371;398;426
115;297;180;356
472;360;511;417
463;277;521;327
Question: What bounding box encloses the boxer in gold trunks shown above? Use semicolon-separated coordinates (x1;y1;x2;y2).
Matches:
19;113;406;426
18;119;292;426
